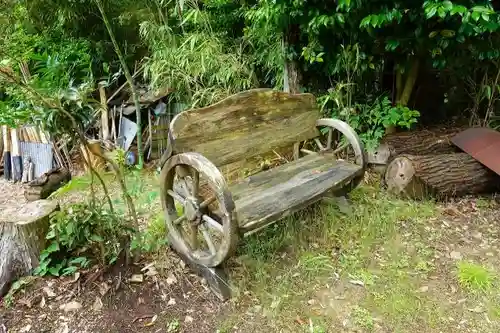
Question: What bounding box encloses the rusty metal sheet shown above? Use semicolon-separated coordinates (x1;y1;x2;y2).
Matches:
451;127;500;176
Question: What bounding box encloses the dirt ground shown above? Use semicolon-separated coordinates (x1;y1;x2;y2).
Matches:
1;176;500;333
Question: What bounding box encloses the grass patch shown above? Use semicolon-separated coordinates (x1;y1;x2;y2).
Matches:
228;185;439;331
456;261;496;292
351;306;375;331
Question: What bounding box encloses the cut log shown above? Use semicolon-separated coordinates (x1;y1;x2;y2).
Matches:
384;153;500;199
0;200;59;296
367;128;464;166
24;168;71;202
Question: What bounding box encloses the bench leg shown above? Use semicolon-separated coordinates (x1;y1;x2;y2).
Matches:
321;191;353;215
172;247;232;301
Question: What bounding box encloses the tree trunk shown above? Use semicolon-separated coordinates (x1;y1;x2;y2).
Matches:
384;153;500;200
0;200;59;296
367;127;465;166
386;59;420;134
24;168;71;202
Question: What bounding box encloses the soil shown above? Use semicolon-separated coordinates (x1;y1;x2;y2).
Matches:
0;254;227;333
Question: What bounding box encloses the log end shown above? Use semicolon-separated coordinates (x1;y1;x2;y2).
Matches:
384;156;430;199
0;200;58;296
366;143;392;165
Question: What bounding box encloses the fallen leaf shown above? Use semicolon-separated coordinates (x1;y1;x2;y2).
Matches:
349;280;365;287
39;296;46;308
166;274;178;285
468;306;485;313
19;324;31;332
43;287;56;298
144;315;158;327
295;315;305;325
99;282;110;296
92;296;103;312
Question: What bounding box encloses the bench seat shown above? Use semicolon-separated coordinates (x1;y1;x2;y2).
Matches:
230;153;363;234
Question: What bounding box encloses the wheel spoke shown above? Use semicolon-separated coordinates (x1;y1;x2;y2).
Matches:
314;138;325;151
202;214;223;233
173;215;186;225
300;148;317;155
333;142;349;155
200;224;217;255
189;224;199;249
167;190;185;204
200;195;216;209
191;169;200;197
326;127;333;150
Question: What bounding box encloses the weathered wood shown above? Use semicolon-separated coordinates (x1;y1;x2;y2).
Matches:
160;152;239;268
367;128;463;166
10;128;22;182
99;82;110;141
24;168;71;201
170;89;320;167
384;153;500;199
0;200;59;296
80;140;105;172
231;153;363;234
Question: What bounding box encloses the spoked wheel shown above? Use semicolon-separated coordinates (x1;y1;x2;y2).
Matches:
299;118;367;190
160;152;239;267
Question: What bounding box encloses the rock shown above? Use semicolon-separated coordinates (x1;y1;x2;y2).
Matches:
449;251;462;260
129;274;143;283
184;315;193;323
418;286;429;293
167;298;176;306
59;301;82;312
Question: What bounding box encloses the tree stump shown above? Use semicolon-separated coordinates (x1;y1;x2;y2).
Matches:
384;153;500;199
24;168;71;202
367;128;464;166
0;200;58;296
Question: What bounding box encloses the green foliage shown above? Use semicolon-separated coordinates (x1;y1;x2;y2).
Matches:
457;260;496;292
141;0;256;107
34;202;135;277
321;91;420;149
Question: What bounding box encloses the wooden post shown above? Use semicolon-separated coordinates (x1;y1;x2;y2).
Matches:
99;81;110;141
10;127;22;182
3;126;11;180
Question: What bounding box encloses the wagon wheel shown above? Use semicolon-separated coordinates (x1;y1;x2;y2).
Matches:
300;118;366;190
159;152;239;267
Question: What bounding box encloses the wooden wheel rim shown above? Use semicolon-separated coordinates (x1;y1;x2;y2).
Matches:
160;152;238;267
300;118;366;190
316;119;366;189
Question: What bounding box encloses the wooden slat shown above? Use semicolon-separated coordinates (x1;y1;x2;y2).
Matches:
170;89;320;167
230;153;362;234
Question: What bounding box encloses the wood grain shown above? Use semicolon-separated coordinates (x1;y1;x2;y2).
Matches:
230;153;363;234
170;89;320;167
385;153;500;199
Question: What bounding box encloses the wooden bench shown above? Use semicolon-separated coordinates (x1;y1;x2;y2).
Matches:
159;89;366;297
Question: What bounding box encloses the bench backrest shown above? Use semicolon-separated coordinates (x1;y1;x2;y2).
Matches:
169;89;320;167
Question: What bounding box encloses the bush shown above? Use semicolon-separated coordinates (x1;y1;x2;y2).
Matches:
35;202;135;277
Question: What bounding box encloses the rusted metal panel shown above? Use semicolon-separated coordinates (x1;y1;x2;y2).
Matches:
19;141;54;178
451;127;500;176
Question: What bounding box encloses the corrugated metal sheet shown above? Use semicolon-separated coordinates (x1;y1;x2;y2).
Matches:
19;141;54;178
451;127;500;176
